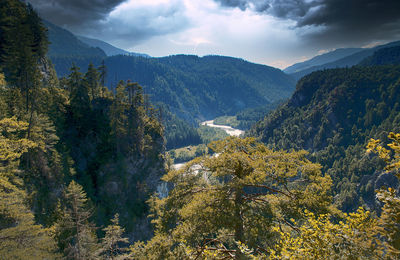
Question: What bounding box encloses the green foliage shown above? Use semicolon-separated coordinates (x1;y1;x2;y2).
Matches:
0;2;166;257
135;137;333;258
213;116;240;128
270;208;384;259
214;101;283;131
197;125;229;144
0;0;48;112
252;66;400;211
360;46;400;66
54;180;99;259
50;54;295;123
367;132;400;255
98;214;130;260
168;144;208;164
159;104;202;149
60;64;165;236
0;117;58;259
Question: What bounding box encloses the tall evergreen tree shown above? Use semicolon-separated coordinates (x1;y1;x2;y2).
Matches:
68;65;91;133
0;117;58;259
110;80;128;155
54;180;99;259
85;63;100;101
133;137;333;258
98;214;129;260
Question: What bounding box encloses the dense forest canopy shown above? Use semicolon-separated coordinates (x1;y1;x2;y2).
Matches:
1;0;400;259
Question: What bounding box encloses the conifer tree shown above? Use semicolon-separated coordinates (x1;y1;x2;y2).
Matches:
126;81;145;156
367;132;400;256
135;137;333;258
98;214;129;260
98;60;107;94
110;80;128;155
55;180;99;259
0;117;58;259
68;65;91;133
85;63;100;101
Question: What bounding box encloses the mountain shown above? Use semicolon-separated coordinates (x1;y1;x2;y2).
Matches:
359;45;400;66
50;54;295;124
44;20;106;58
287;41;400;80
44;21;295;123
284;48;363;74
103;54;295;123
77;35;150;57
251;65;400;212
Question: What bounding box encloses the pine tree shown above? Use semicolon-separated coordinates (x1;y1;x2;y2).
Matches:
0;0;47;112
135;137;333;258
126;81;145;156
98;60;107;95
55;180;99;259
98;214;129;260
0;117;59;259
367;132;400;256
110;80;128;155
85;63;100;101
68;65;91;133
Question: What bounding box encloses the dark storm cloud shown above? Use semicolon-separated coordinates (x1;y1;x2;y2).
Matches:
28;0;126;27
28;0;190;47
214;0;400;46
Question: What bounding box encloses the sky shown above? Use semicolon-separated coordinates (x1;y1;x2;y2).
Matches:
28;0;400;69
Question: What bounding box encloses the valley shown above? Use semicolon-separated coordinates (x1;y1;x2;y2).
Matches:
1;1;400;258
172;118;245;170
200;119;245;137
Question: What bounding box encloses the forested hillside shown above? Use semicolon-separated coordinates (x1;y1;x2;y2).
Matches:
77;35;149;57
0;1;165;258
44;20;106;59
284;47;363;74
3;0;400;259
287;41;400;80
359;46;400;66
51;54;295;123
251;65;400;211
44;21;295;123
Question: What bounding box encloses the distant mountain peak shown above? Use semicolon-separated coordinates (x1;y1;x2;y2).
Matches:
283;47;363;74
285;40;400;81
43;20;106;58
77;36;150;58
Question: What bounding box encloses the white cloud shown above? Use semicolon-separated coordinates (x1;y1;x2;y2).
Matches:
89;0;322;68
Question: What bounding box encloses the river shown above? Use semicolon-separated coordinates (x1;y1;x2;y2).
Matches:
161;119;244;197
172;119;244;171
200;120;245;137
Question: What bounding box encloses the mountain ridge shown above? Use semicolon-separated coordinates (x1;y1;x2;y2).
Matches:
284;48;363;74
77;35;150;57
44;20;106;58
45;21;295;124
287;41;400;80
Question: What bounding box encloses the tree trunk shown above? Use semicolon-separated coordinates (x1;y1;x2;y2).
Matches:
234;187;244;259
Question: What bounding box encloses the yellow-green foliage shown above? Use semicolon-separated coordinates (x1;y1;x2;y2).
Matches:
0;117;37;162
367;132;400;255
54;180;99;259
270;208;383;259
136;137;333;258
98;214;130;259
168;144;208;163
0;117;58;259
0;73;5;86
